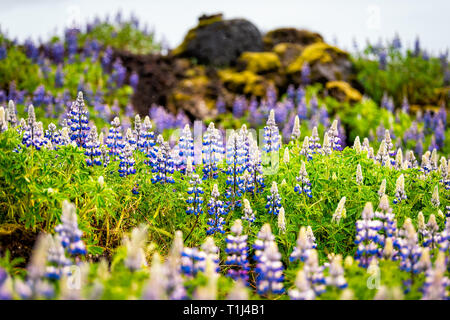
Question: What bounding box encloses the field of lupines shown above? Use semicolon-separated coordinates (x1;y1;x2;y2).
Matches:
0;12;449;301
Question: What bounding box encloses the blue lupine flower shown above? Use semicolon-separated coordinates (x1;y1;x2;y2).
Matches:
255;241;285;295
233;96;247;118
151;136;175;184
118;143;136;177
375;195;400;253
266;181;281;215
67;91;90;147
21;105;46;150
225;130;245;209
290;226;317;263
294;161;312;198
325;255;347;289
178;124;194;173
253;224;275;263
301;62;310;85
32;85;46;107
45;235;72;280
52;42;64;64
216;97;226;114
0;44;7;60
186;174;204;216
262;110;281;156
202;122;224;180
225;219;250;282
55;200;86;256
84;126;102;166
111;58;126;87
129;71;139;91
206;184;226;234
308;126;321;155
106;117;124;161
242;198;255;224
393;174;407;204
397;219;422;291
180;247;203;277
101;46;113;71
354;203;383;268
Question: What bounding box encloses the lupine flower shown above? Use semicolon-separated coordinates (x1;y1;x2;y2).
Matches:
356;164;363;185
308;126;322;155
278;207;286;234
225;130;245;209
262;110;281;155
266;181;282;215
326;255;347;289
303;249;326;295
421;251;448;300
178;124;194;173
300;136;312;160
181;247;204;277
353;136;361;153
151;136;175;184
7;100;17;127
332;197;346;224
393;174;407;204
397;219;422;291
326;120;342;151
301;62;310;85
290;115;301;142
55;200;86;256
245;137;265;194
193;254;219;300
186;174;204;216
45;235;72;280
375;195;399;252
431;185;440;208
123;225;148;272
55;65;64;88
129;71;139;91
67;92;90;147
226;280;249;300
106;117;124;161
354;203;383;268
21;105;45;150
232;96;247;118
205;184;226;235
163;230;186;299
255;241;285;295
195;237;220;273
202;122;224;180
283;147;290;164
253;224;276;262
84;126;102;166
438;218;449;254
142;252;167;300
225;219;250;281
289;269;316;300
242;198;255;224
290;226;316;263
394;148;403;170
118;142;136;178
111;58;126;87
378;179;387;198
0;107;7;132
422;214;440;249
294;161;312;198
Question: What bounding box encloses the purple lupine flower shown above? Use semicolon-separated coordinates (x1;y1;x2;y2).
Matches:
294;161;312;198
119;142;137;178
21;105;45;150
225;219;250;282
301;62;311;85
233;96;247;118
0;45;7;60
297;97;308;120
24;38;39;62
401;96;409;113
65;28;78;61
325;255;347;289
52;42;64;64
392;34;401;50
111;58;127;87
129;71;139;91
178;124;195;173
101;46;113;71
216;97;226;114
32;85;46;107
379;49;387;70
262;110;281;155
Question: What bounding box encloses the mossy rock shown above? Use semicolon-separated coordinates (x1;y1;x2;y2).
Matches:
218;69;268;97
273;43;304;68
287;42;348;74
326;81;362;103
238;51;281;74
263;28;323;50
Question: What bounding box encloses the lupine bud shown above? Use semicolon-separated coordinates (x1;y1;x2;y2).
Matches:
291;115;301;141
393;174;407;204
431;185;440;208
332;197;346;224
124;225;148;272
353;136;361;153
277;207;286;234
226;280;249;300
356;164;363;185
378;179;387;198
283;147;290;164
242;198;255;223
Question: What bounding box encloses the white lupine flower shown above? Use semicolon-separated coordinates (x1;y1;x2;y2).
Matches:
378;179;386;197
326;255;347;289
322;132;331;155
226;280;249;300
395;148;403;169
283;147;290;164
417;212;426;236
393;174;407;204
0;107;7;132
193;256;218;300
344;256;354;268
356;164;363;185
289;269;316;300
430;149;438;171
340;288;354;300
142;252;168;300
97;176;104;188
431;185;440;208
437;209;444;219
291;115;301;141
277;207;286;234
353;136;361;153
186;156;194;176
124;225;148;271
362;137;370;151
332;197;347;224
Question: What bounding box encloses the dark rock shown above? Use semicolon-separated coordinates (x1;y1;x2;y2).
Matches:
172;16;263;67
263;28;323;50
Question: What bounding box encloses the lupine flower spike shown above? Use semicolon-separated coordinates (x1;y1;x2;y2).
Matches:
294;161;312;198
332;197;346;224
225;219;250;282
206;184;226;234
266;181;282;215
393;174;407;204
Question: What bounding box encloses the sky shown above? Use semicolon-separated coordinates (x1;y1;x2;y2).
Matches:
0;0;449;55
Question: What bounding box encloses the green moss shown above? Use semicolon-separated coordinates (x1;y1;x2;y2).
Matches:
287;42;348;74
326;81;362;102
239;52;281;74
